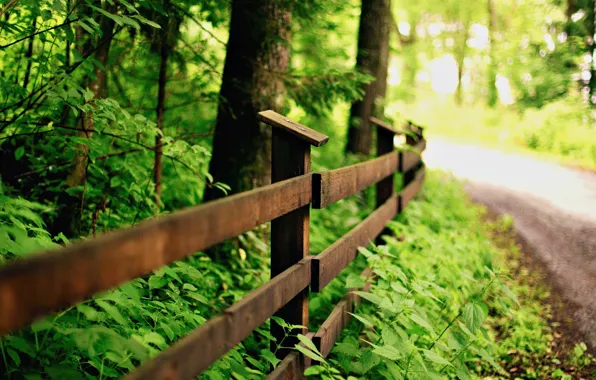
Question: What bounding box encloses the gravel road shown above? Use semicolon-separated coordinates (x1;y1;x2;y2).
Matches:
424;140;596;347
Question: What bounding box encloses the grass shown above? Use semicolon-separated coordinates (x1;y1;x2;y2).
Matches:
385;94;596;171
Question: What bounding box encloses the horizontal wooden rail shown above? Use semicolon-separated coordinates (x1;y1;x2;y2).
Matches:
313;151;399;209
269;268;374;378
311;194;398;292
402;139;426;174
267;332;315;380
126;258;312;380
400;167;426;213
0;111;428;380
370;116;401;134
0;173;312;335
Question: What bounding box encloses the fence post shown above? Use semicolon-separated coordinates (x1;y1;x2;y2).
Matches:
372;117;398;244
256;111;329;360
403;121;423;185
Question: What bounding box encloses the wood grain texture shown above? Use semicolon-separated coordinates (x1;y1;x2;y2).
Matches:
401;139;426;174
266;352;304;380
266;332;315;380
0;174;312;335
376;126;396;244
399;167;425;213
313;267;375;358
126;259;312;380
313;298;353;358
311;194;398;292
313;151;399;209
258;110;329;147
270;129;311;358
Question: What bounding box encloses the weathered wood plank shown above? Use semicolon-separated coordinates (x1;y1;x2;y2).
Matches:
0;174;312;335
313;267;375;358
369;116;400;134
313;151;399;209
126;259;312;380
399;167;425;213
313;298;353;358
266;332;314;380
401;139;426;174
258;110;329;147
270;128;312;358
376;125;396;244
311;194;398;292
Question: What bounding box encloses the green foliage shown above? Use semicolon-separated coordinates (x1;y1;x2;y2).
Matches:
395;93;596;169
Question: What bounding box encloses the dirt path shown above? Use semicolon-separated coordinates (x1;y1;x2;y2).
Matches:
424;140;596;347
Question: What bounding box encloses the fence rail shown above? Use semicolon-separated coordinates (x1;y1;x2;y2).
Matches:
0;111;426;379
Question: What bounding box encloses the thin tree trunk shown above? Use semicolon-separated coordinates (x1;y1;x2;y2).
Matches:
203;0;292;203
154;38;169;201
346;0;391;155
487;0;498;107
589;0;596;105
53;4;116;237
22;20;35;90
455;22;470;106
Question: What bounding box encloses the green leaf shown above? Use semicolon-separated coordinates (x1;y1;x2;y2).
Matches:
348;312;374;328
423;349;453;367
7;347;20;366
14;146;25;160
77;304;99;321
372;345;401;360
408;313;435;334
121;282;140;304
95;300;129;327
462;303;485;334
148;275;168;289
346;273;366;288
304;365;325;376
297;334;321;355
8;336;36;357
131;15;162;29
352;291;383;307
295;344;325;363
45;365;82;379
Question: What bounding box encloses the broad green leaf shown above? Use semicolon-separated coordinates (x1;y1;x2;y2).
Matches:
462;303;485;334
422;349;453;367
297;334;321;355
348;312;374;328
295;344;325;362
304;365;325;376
96;300;129;327
372;345;401;360
14;146;24;160
346;273;366;288
77;304;99;321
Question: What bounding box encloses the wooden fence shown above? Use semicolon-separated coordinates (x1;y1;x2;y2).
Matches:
0;111;426;379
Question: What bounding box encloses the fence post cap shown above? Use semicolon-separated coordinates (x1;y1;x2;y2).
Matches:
258;110;329;147
369;116;399;135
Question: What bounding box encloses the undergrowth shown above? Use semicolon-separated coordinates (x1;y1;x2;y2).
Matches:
297;172;596;379
2;164;594;379
387;94;596;171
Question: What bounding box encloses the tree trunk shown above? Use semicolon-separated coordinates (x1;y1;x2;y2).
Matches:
154;33;169;202
53;4;116;237
203;0;292;202
22;20;35;90
455;21;470;107
346;0;391;155
487;0;498;107
589;0;596;105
